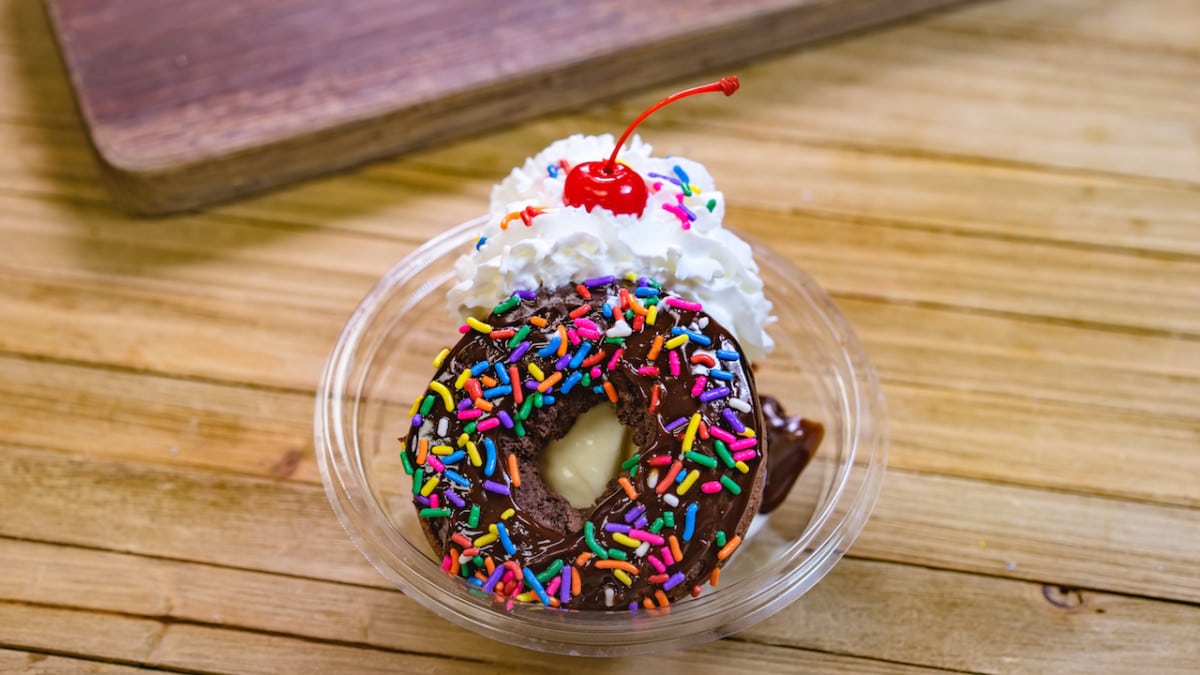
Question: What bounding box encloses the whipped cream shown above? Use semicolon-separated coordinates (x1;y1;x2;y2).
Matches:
447;134;775;361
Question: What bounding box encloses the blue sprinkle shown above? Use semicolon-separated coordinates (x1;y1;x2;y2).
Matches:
561;371;583;394
602;303;614;319
672;164;691;184
471;361;491;376
569;342;592;369
683;503;699;541
676;469;687;483
496;522;517;555
592;385;604;394
523;566;551;605
468;576;483;587
475;236;487;251
482;385;512;398
494;363;510;384
716;349;741;361
682;329;712;346
444;469;470;487
542;395;556;405
483;438;497;476
547;164;559;178
537;336;562;358
709;369;734;381
442;450;466;465
634;287;660;297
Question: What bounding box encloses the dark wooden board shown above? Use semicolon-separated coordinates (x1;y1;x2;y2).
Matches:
44;0;962;214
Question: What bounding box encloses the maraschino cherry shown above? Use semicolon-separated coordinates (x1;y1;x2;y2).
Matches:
563;76;740;216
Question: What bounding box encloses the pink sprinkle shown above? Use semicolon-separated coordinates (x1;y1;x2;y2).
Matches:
690;376;708;398
607;348;624;371
701;481;723;494
577;328;602;340
590;367;603;378
647;555;667;573
441;554;452;571
501;570;515;585
665;297;703;312
477;418;501;431
730;437;758;451
669;351;681;377
429;494;440;508
629;529;665;545
426;455;445;473
652;181;663;192
648;455;673;466
457;408;483;420
709;427;737;443
546;576;562;596
661;546;675;566
733;449;758;462
638;366;660;377
574;318;599;331
662;203;691;227
458;324;470;334
567;329;581;346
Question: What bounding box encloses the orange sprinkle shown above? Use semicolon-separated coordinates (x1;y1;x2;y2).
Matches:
603;381;619;403
575;551;593;566
669;535;683;563
480;375;498;388
537;371;563;392
576;284;592;300
450;533;471;548
619;288;631;310
716;535;742;561
647;335;664;361
655;590;670;607
530;316;548;327
549;597;561;608
557;325;569;356
475;571;488;583
474;398;494;412
449;548;461;576
618;476;638;500
500;211;522;230
572;566;582;595
648;384;661;414
485;556;496;574
709;567;720;587
643;598;655;609
595;560;639;575
416;438;429;466
698;420;710;440
507;453;521;487
628;294;648;316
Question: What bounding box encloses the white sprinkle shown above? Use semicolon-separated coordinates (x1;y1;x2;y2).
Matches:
663;494;680;507
646;469;659;489
697;317;709;329
728;398;751;413
604;588;614;607
436;417;449;437
606;320;633;338
635;542;650;557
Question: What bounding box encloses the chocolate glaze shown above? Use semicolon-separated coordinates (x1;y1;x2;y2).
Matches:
404;280;767;610
758;396;824;515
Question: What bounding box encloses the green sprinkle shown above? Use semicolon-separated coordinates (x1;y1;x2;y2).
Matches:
419;395;435;416
629;464;638;478
604;337;625;345
648;517;664;534
464;422;477;435
518;397;534;420
714;439;735;468
412;468;424;495
644;296;659;307
663;512;675;528
621;454;640;470
584;522;608;559
473;554;484;567
625;309;635;321
533;392;544;408
493;295;521;314
720;475;742;495
507;325;531;348
514;419;526;437
607;549;628;561
685;451;718;468
705;198;716;212
716;530;727;547
467;504;480;528
649;278;662;289
420;507;452;518
681;182;693;197
536;559;565;583
460;561;472;577
400;450;414;476
581;373;591;387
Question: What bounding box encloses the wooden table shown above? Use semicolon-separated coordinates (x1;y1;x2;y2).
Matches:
2;0;1197;672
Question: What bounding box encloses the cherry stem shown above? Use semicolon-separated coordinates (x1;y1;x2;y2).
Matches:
603;76;739;173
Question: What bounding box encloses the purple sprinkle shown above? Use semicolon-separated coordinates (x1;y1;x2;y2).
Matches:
624;504;647;523
637;276;650;287
722;408;746;433
605;523;632;533
664;417;689;433
410;414;423;427
444;491;466;508
483;480;510;495
663;572;686;591
482;563;506;592
647;172;682;186
497;411;514;429
629;602;639;612
699;386;731;403
516;289;537;300
585;275;617;287
555;354;571;370
413;494;430;506
634;516;649;529
525;380;540;390
560;567;572;603
508;341;531;362
457;398;473;411
678;203;697;221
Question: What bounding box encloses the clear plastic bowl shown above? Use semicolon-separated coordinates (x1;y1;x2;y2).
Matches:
315;216;887;656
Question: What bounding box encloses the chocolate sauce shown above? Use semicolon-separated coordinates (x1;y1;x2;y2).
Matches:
758;395;824;514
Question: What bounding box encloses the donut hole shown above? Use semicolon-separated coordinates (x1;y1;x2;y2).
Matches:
539;402;637;508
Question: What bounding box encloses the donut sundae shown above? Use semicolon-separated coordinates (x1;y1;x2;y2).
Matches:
399;78;823;611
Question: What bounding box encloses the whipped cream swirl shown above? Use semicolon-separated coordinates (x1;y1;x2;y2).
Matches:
447;134;775;361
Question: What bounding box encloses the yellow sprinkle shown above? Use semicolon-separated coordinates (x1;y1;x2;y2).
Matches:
409;394;423;416
741;428;756;438
612;569;633;586
624;272;638;282
676;469;700;495
428;381;454;411
612;532;641;549
646;304;658;326
474;532;498;547
690;184;702;195
501;508;516;520
454;369;471;389
515;592;537;602
431;445;454;455
489;524;498;534
419;476;439;496
528;363;545;381
466;441;482;467
665;334;690;350
432;348;450;368
457;433;470;447
735;461;750;474
466;317;493;333
682;413;701;453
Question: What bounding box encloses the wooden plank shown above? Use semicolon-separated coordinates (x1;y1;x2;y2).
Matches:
4;537;1199;673
2;444;1197;605
0;649;159;675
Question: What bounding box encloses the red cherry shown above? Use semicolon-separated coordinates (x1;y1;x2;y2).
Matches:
562;76;739;216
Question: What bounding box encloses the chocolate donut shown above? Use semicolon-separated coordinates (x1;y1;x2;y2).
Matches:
401;277;767;610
